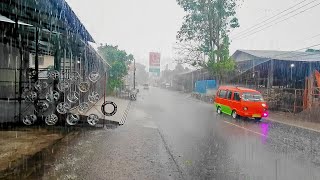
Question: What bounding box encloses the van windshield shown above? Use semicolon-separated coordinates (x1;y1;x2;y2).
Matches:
242;92;264;102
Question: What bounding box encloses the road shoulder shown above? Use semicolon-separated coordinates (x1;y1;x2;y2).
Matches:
267;112;320;133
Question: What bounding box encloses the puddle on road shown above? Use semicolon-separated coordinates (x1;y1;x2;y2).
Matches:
143;121;158;129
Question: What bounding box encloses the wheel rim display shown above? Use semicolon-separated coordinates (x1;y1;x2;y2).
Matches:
22;115;37;126
46;91;60;103
88;91;100;104
67;91;80;103
89;71;100;83
69;72;80;83
34;81;48;91
36;101;49;113
66;114;80;126
78;81;90;92
87;114;99;126
48;70;60;80
78;102;89;113
57;81;70;92
24;91;37;102
57;102;71;114
45;114;58;126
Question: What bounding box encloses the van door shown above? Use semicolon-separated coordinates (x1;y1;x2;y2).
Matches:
232;92;242;116
225;91;233;115
216;89;227;112
214;90;221;109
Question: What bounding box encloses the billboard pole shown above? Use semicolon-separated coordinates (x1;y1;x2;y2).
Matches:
133;58;136;90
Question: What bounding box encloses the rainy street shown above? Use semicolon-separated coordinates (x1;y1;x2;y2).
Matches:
38;87;320;180
3;0;320;179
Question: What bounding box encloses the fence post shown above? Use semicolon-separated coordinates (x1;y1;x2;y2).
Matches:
294;89;297;114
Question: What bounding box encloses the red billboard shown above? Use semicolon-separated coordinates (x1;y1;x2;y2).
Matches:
149;52;161;67
149;52;161;76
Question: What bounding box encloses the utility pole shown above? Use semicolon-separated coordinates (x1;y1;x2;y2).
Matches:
133;58;136;90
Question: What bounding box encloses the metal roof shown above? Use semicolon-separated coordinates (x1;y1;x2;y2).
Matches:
0;14;14;23
0;14;33;26
232;50;320;62
55;0;95;42
0;0;94;42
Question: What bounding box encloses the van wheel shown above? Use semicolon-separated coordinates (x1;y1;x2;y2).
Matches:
255;118;262;122
232;110;238;119
217;107;222;114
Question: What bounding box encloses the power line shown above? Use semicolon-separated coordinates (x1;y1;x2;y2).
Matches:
232;1;320;41
231;0;310;38
232;0;318;39
306;32;320;40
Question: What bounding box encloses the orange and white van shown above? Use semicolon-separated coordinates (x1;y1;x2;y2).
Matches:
214;86;268;121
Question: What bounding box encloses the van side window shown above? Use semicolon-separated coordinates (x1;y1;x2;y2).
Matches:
233;92;241;101
227;91;233;100
218;90;227;98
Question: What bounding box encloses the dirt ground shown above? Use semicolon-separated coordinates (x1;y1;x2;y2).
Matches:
0;128;63;173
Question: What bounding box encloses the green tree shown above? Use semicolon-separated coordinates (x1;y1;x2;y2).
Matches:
306;49;320;53
176;0;240;81
98;44;134;93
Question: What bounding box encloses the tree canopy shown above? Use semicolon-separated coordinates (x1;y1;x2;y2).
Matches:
160;64;189;83
98;44;134;92
306;49;320;53
176;0;240;81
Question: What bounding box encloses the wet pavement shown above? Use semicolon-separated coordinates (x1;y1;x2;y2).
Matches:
39;87;320;180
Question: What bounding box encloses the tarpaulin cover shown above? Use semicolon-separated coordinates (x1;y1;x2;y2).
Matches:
315;70;320;88
195;80;217;94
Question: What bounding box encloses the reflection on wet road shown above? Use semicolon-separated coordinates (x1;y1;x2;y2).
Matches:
42;87;320;180
139;87;320;180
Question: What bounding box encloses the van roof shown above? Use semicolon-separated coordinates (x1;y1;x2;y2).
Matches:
218;86;260;93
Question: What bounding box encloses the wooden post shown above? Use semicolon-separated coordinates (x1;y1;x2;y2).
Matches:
103;71;107;128
34;28;39;117
191;71;194;91
309;62;313;109
294;89;297;114
268;60;274;89
35;28;39;81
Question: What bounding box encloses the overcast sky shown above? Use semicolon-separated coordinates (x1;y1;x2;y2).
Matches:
230;0;320;53
66;0;320;68
66;0;184;69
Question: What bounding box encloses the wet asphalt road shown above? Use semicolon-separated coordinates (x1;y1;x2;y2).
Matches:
41;87;320;180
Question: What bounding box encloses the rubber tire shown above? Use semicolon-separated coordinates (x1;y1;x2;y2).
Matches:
255;118;262;122
217;107;222;114
101;101;118;116
232;110;238;119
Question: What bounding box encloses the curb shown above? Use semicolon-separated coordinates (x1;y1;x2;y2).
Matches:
119;101;132;125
